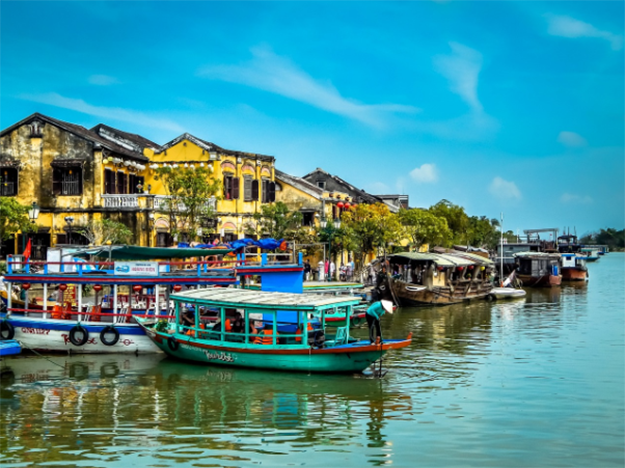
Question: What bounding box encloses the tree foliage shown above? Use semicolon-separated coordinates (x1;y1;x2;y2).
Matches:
428;199;470;245
0;198;37;252
580;228;625;249
246;201;303;240
341;203;402;271
399;208;451;250
81;218;134;245
155;166;221;241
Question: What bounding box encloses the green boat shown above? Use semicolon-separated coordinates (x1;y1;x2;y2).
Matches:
137;288;412;373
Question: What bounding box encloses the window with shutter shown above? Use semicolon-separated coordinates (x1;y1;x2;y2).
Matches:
252;179;259;201
0;169;18;196
52;168;62;195
232;177;240;200
117;172;127;194
244;176;252;201
223;175;231;199
105;169;114;194
269;181;276;202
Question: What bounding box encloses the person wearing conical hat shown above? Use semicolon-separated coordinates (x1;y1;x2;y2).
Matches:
365;300;394;344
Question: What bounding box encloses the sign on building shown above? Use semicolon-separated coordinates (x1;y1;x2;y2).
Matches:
114;261;159;276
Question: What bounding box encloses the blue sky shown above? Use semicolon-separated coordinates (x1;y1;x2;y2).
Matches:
1;1;623;237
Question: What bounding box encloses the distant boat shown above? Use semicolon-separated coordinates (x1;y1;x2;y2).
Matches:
513;252;562;287
560;253;588;281
580;248;600;262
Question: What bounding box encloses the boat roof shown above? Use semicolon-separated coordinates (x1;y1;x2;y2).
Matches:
513;251;561;259
389;252;491;267
74;245;233;260
171;288;362;310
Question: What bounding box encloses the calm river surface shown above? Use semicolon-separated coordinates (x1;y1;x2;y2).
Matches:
1;254;623;467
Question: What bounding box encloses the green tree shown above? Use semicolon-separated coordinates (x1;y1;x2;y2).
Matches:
155;166;221;242
246;201;303;240
428;199;470;245
341;203;402;273
0;198;37;255
399;208;451;250
467;215;500;250
82;218;134;245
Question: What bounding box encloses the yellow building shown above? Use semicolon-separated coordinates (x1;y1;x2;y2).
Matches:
0;113;154;258
143;133;276;245
0;113;277;256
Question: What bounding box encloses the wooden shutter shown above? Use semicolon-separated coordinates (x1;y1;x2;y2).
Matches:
244;176;252;201
52;168;62;195
105;169;113;194
252;179;259;201
268;181;275;202
232;177;240;200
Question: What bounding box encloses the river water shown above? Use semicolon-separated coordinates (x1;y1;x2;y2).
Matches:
1;254;623;467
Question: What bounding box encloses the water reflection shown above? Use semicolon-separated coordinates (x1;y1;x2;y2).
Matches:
0;354;412;467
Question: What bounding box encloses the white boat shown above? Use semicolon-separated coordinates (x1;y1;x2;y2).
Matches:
488;287;527;300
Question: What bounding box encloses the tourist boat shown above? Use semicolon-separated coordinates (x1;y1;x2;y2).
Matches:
513;252;562;287
382;251;495;306
0;245;308;354
136;288;412;373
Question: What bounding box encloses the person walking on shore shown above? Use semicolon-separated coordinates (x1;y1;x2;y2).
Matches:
366;300;393;344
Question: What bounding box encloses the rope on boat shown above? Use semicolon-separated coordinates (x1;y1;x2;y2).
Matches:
16;341;65;368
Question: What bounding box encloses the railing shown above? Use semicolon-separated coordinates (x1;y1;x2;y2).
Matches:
102;194;140;208
154;196;216;212
5;252;303;278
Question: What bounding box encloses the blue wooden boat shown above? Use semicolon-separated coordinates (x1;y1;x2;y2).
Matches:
136;288;412;373
0;339;21;356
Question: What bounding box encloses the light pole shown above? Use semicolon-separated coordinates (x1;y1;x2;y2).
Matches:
320;216;341;281
25;202;40;254
64;216;74;245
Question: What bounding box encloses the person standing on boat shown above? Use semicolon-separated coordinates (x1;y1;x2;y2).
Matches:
366;300;393;344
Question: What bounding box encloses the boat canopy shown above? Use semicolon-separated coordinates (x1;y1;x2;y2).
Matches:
513;251;561;259
171;288;361;311
389;252;477;267
73;245;234;260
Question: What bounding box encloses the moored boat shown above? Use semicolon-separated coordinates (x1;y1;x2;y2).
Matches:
560;253;588;281
514;252;562;287
137;288;412;373
0;246;307;354
488;287;527;300
384;252;495;306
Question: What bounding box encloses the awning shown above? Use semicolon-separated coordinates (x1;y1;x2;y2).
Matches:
74;245;233;260
390;252;482;267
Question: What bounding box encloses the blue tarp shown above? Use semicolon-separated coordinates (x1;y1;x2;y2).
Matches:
176;238;285;252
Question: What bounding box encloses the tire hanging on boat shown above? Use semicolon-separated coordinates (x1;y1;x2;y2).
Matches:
167;336;179;352
0;321;15;340
100;326;120;346
69;325;89;346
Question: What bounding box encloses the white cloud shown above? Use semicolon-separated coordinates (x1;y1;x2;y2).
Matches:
561;192;593;204
546;14;623;51
489;177;522;200
88;74;119;86
557;131;587;147
18;92;184;133
199;45;420;128
434;42;484;113
410;163;438;183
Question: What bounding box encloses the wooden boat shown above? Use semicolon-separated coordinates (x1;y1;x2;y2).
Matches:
560;253;588;281
514;252;562;287
580;248;600;262
384;252;495;306
0;246;308;354
136;288;412;373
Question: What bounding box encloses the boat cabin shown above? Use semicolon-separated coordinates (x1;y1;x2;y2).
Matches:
514;252;561;277
168;288;362;349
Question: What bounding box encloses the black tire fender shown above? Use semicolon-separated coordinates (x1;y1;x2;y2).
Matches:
69;325;89;346
100;326;120;346
0;321;15;340
167;336;179;352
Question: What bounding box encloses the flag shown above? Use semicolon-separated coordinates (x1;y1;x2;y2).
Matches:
23;238;32;260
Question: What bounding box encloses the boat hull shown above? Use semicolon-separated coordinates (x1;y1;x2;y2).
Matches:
1;315;161;354
488;287;527;300
143;327;410;373
561;267;588;281
517;274;562;287
389;278;492;306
